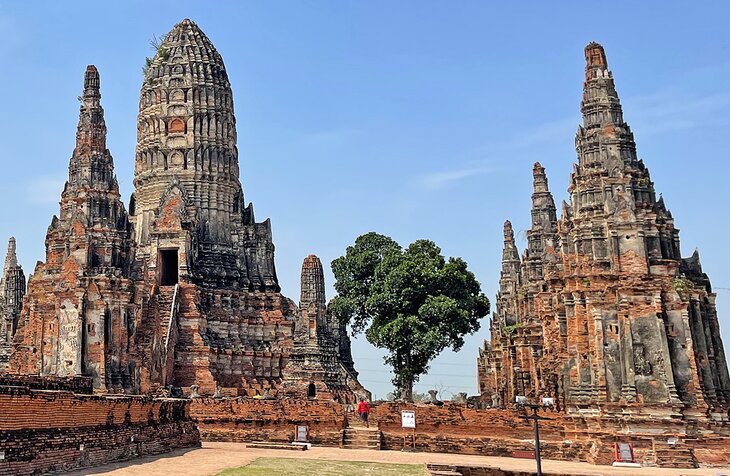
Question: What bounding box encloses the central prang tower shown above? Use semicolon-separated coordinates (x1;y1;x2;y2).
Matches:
132;18;277;290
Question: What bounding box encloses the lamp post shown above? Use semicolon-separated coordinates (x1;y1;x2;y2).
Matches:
518;401;553;476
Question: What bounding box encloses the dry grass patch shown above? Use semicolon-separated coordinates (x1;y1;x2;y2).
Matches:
216;457;426;475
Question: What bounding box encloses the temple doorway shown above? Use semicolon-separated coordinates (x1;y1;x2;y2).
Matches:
308;383;316;399
159;249;179;286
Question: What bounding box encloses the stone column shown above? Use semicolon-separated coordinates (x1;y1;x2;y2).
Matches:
656;312;682;405
620;311;637;402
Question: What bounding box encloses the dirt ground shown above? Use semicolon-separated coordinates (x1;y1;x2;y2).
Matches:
64;442;729;476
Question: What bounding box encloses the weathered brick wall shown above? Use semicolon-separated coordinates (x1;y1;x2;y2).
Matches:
0;373;93;393
371;403;588;460
190;398;345;446
0;386;200;476
188;399;730;468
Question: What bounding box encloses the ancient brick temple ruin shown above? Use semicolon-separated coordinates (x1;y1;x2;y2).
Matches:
281;255;369;402
8;19;366;401
0;238;26;369
478;42;730;421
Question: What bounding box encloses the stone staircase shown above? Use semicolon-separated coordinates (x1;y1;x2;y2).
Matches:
133;284;180;393
158;285;178;348
653;441;697;468
342;415;382;450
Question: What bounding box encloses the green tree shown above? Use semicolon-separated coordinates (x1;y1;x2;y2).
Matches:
330;232;490;401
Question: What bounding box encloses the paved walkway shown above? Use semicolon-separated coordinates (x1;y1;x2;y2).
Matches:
66;442;728;476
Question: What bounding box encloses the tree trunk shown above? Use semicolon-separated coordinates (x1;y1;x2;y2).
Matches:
402;377;414;402
402;353;413;402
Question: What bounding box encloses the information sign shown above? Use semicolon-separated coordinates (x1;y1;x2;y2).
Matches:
295;425;308;442
614;442;634;463
401;410;416;429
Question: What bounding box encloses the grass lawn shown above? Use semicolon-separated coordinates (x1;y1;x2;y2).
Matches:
216;457;426;475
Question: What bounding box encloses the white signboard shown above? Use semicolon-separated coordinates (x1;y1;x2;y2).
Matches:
401;410;416;429
295;425;308;442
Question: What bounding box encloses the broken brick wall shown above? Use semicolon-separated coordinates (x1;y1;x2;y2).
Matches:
0;385;200;476
190;398;345;446
0;373;92;393
189;398;730;468
371;403;588;460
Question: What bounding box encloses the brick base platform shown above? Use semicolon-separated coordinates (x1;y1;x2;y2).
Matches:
189;399;730;469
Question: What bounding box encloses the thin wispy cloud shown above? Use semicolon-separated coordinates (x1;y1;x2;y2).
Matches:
503;116;579;150
301;126;360;149
414;165;494;191
27;177;65;205
411;116;577;192
413;79;730;193
625;89;730;136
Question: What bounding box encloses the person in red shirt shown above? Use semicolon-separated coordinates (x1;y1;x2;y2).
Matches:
356;397;371;428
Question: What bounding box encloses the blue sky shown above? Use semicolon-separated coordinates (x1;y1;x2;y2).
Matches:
0;1;729;400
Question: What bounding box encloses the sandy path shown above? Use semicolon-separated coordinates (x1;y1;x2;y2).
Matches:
64;442;728;476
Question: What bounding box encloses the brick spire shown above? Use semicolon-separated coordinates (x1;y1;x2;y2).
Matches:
524;162;557;281
62;65;121;226
496;221;521;328
298;255;327;341
74;65;106;156
501;220;520;275
300;254;326;307
3;237;17;271
0;237;25;367
581;42;625;130
132;19;279;291
572;42;662;232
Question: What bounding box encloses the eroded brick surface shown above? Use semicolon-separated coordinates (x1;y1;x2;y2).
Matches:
0;376;199;476
477;42;730;468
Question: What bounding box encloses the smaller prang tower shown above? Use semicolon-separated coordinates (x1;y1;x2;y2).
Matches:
281;255;369;402
478;43;730;421
0;238;26;369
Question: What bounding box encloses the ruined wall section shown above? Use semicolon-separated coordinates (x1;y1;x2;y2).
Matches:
189;398;730;467
0;377;199;476
191;398;345;445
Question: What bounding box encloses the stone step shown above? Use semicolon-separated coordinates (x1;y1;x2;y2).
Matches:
342;444;381;450
653;443;697;469
245;442;307;451
343;438;381;443
344;426;379;432
342;428;382;450
344;432;381;437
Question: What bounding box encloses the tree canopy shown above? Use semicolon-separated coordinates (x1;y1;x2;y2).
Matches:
330;232;490;400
